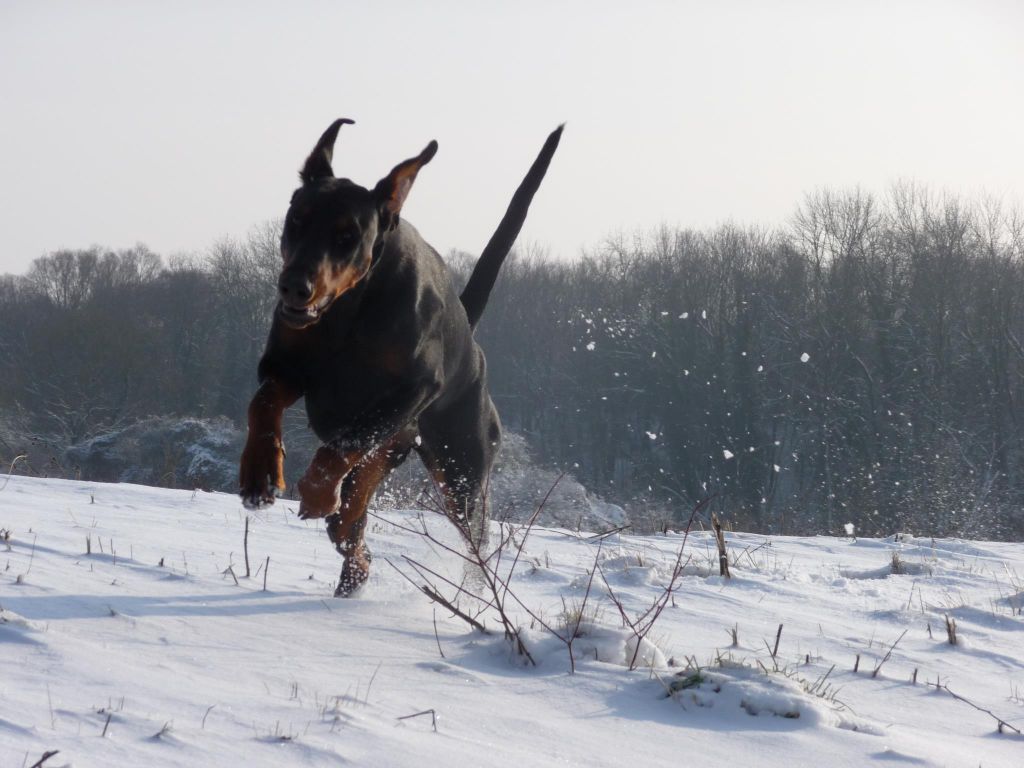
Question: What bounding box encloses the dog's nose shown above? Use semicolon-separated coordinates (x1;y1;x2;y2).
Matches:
278;273;314;305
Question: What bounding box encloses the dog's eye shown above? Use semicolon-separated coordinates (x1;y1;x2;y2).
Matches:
336;228;358;247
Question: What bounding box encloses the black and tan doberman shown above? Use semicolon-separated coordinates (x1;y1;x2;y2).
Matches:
239;119;562;595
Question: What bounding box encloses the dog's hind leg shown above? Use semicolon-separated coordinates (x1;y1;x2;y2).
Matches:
325;432;414;596
416;440;497;599
417;394;501;552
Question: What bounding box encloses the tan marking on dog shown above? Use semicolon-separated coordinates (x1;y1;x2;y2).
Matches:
296;446;359;519
307;248;372;309
324;448;395;543
239;379;301;499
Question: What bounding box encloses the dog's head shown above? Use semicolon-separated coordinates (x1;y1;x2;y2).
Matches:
276;119;437;329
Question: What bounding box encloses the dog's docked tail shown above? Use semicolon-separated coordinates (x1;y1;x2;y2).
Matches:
459;124;564;329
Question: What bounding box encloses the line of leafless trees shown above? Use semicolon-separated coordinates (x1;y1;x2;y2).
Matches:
2;184;1023;538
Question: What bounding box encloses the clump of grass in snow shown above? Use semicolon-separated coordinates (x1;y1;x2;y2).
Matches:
891;551;905;575
944;614;958;646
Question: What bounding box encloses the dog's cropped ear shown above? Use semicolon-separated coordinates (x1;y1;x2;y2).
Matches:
374;141;438;230
300;118;355;184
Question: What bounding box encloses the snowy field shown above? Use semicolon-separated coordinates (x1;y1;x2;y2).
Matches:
1;475;1022;767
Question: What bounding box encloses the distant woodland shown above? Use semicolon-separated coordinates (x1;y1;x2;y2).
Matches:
3;184;1024;538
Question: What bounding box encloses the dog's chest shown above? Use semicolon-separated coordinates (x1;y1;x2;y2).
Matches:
300;329;409;441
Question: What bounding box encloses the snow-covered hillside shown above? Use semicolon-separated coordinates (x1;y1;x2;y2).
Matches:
1;475;1022;767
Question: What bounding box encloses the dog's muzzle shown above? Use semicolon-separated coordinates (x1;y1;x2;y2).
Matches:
278;295;332;329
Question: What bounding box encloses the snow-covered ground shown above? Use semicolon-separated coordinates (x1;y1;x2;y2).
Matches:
1;475;1022;767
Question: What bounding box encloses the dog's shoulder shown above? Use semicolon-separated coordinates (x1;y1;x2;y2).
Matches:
382;220;449;279
375;220;456;321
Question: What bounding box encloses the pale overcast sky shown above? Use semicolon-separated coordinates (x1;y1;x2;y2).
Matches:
1;0;1022;274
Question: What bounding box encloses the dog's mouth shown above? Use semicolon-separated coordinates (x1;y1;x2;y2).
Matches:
278;296;333;329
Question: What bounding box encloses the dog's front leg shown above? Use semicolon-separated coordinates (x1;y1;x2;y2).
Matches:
239;378;301;509
296;445;360;519
296;373;440;519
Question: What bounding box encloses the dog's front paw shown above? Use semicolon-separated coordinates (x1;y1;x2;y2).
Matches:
296;446;355;519
239;433;286;509
296;468;340;519
241;486;284;511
